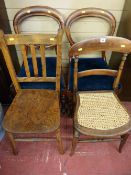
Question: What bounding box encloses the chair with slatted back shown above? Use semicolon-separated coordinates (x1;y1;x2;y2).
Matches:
0;29;64;155
13;6;66;113
65;8;117;115
69;36;131;155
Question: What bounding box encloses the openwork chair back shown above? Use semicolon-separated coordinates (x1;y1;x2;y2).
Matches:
69;36;131;92
65;8;116;45
0;30;63;93
13;6;64;49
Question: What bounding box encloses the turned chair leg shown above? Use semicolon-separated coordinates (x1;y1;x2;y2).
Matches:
70;129;79;156
119;133;129;153
56;128;64;154
7;132;18;155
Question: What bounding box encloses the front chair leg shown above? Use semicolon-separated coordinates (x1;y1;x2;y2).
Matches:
56;128;64;154
119;133;129;153
70;129;79;156
7;132;18;155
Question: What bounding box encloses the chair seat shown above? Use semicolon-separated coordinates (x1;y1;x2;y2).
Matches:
18;57;65;90
69;58;117;91
75;92;131;136
3;89;60;133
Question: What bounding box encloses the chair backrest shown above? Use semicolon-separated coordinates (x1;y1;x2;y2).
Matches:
69;36;131;91
65;8;116;46
13;6;64;49
0;30;63;93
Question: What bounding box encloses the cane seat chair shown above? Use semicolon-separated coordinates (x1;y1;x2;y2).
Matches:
69;36;131;155
65;8;117;115
1;30;64;155
13;6;66;112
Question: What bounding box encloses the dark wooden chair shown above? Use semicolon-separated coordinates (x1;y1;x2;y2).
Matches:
69;36;131;155
13;6;66;114
65;8;117;116
1;29;64;155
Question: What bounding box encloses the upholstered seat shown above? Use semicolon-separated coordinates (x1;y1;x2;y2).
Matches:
69;58;117;91
18;57;65;90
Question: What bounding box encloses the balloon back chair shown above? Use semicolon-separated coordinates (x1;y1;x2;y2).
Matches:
13;6;66;113
65;8;117;116
1;30;64;155
69;36;131;155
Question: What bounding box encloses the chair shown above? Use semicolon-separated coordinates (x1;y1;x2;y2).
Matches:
13;6;66;113
1;29;64;155
65;8;117;115
69;36;131;155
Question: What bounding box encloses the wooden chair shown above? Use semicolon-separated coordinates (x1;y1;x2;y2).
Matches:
65;8;117;115
69;36;131;155
1;29;64;155
13;6;66;113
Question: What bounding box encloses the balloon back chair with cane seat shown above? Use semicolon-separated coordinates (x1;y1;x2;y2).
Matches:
69;36;131;155
65;8;117;116
1;30;64;155
13;6;66;113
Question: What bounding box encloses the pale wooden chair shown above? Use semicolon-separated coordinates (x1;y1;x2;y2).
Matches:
1;29;64;155
65;8;117;116
69;36;131;155
13;5;66;113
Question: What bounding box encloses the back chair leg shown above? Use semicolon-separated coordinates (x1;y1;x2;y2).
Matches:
119;133;129;153
70;129;79;156
56;128;64;154
7;132;18;155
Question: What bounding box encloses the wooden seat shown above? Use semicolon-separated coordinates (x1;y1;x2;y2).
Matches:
69;36;131;155
0;29;64;155
3;89;60;133
65;8;117;116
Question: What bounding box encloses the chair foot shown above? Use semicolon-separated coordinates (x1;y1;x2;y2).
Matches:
7;132;18;155
70;129;79;156
119;133;129;153
56;128;64;154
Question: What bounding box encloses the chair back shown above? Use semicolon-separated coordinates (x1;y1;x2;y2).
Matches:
0;30;63;93
13;6;64;49
65;8;116;46
69;36;131;91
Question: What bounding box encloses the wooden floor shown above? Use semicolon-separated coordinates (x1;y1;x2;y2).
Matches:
0;102;131;175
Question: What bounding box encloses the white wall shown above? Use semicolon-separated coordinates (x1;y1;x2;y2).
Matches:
4;0;125;73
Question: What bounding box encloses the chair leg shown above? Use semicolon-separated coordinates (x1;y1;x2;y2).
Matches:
70;129;79;156
119;133;129;153
7;132;18;155
56;128;64;154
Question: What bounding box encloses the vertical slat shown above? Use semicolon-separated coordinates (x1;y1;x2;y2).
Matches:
39;45;46;77
20;45;30;77
113;53;127;90
56;43;62;92
0;31;20;92
30;45;38;77
102;51;106;61
73;57;78;92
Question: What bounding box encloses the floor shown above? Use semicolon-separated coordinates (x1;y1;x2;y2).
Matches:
0;102;131;175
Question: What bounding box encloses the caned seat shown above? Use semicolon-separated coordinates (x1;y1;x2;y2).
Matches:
69;36;131;155
0;30;64;155
76;92;131;136
3;90;60;133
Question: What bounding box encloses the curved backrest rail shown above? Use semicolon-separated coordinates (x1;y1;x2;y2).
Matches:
69;36;131;58
13;6;64;34
65;8;116;46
